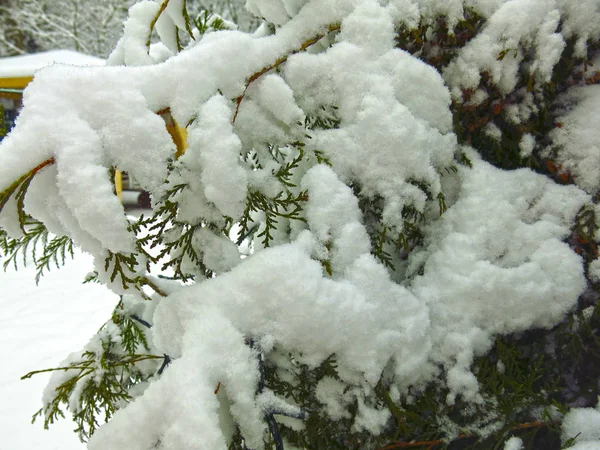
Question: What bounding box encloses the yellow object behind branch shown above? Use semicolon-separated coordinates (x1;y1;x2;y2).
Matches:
0;74;188;205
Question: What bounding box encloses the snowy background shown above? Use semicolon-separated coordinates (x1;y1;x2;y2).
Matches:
0;252;116;450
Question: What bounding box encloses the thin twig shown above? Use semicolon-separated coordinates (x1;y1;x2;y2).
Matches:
32;158;56;174
140;276;168;297
130;314;152;328
146;0;170;51
381;421;549;450
158;354;171;375
232;23;340;124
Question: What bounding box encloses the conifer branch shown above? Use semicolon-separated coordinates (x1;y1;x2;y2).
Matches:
232;23;341;124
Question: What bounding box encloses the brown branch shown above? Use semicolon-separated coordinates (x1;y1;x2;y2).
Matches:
32;157;55;174
381;421;550;450
511;421;546;431
232;23;341;124
139;276;168;297
382;439;445;449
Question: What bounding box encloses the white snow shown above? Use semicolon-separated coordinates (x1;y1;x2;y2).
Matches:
519;133;536;158
1;0;599;448
444;0;566;96
551;84;600;195
411;151;588;403
504;436;524;450
187;94;247;219
562;404;600;449
0;252;116;450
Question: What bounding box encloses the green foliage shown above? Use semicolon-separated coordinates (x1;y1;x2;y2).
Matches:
129;183;214;281
2;3;599;449
254;353;390;450
194;9;229;35
0;219;74;283
240;189;308;248
104;250;140;290
572;204;599;267
23;298;163;441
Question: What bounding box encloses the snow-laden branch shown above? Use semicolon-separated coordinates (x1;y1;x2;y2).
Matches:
1;0;599;448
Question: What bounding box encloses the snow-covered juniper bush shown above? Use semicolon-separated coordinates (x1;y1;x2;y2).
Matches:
1;0;600;449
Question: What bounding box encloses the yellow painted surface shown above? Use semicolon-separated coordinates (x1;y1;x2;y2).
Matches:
0;76;33;89
114;170;123;201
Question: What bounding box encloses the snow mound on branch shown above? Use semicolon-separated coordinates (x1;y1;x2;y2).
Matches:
88;166;432;449
0;0;361;252
88;153;589;448
0;0;596;447
285;1;456;229
0;63;175;253
557;0;600;57
411;152;588;403
186;94;247;219
444;0;565;96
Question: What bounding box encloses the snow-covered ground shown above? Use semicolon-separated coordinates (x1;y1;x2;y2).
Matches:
0;252;117;450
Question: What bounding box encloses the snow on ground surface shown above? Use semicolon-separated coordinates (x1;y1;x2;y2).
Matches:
0;251;117;450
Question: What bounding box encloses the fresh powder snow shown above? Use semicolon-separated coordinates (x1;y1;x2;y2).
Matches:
0;0;599;449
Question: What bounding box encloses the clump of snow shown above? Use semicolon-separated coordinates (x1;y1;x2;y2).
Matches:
550;85;600;194
562;404;600;448
88;167;433;448
187;95;247;218
193;227;241;273
589;259;600;283
109;1;163;66
557;0;600;57
1;0;598;448
504;436;524;450
410;151;588;402
444;0;565;96
285;29;457;228
519;133;536;158
301;164;371;275
246;0;310;25
315;376;352;420
484;122;502;141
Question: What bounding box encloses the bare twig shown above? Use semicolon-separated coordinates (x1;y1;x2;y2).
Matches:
139;276;168;297
146;0;171;51
232;23;340;124
381;421;550;450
